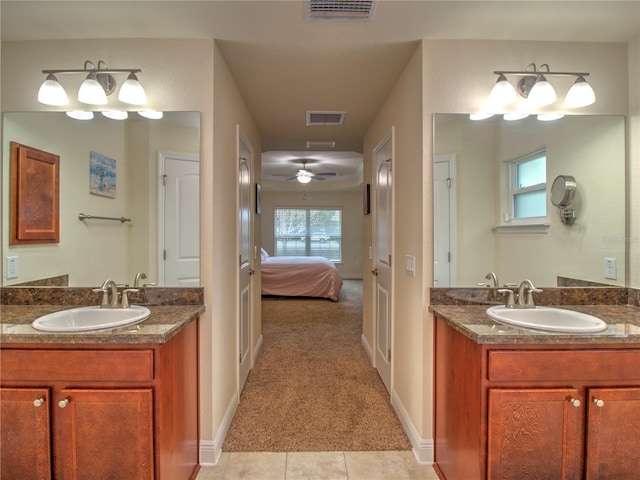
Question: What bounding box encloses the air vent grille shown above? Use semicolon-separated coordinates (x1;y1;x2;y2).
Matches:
306;0;376;21
306;111;346;126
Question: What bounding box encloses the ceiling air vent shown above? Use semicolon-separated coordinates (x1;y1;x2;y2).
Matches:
306;111;346;126
305;0;376;21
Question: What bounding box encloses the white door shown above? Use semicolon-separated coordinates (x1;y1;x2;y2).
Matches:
373;131;393;393
238;130;254;394
158;152;200;287
433;155;456;287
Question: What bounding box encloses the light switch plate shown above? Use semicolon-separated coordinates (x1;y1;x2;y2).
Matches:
6;256;19;279
604;257;617;280
405;255;416;277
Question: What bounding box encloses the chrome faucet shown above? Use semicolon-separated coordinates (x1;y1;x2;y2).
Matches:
134;272;147;288
93;279;120;308
517;279;543;308
498;279;543;308
477;272;499;287
93;279;139;308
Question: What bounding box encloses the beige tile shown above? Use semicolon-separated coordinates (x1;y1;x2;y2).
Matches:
285;452;348;480
344;451;438;480
222;452;287;480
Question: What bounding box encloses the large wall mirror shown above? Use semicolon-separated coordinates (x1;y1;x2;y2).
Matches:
433;114;626;288
2;111;200;287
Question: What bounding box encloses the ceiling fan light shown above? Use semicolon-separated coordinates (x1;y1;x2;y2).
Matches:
564;76;596;108
118;73;147;105
78;73;108;105
488;74;517;107
38;73;69;106
527;75;557;107
297;175;312;184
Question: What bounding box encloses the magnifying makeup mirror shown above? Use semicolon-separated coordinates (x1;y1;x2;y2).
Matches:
551;175;577;224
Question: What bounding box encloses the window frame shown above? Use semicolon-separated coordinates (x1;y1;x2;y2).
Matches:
507;148;547;223
273;207;343;262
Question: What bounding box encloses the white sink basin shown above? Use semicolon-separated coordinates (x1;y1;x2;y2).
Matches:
486;305;607;333
32;305;151;332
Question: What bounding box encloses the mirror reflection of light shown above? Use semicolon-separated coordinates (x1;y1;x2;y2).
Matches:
503;112;529;121
101;111;128;120
537;113;565;121
469;112;494;121
138;110;164;120
66;111;94;120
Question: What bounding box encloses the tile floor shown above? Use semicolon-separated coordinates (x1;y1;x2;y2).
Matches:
197;451;439;480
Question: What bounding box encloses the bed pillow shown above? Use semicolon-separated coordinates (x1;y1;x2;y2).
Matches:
260;248;270;261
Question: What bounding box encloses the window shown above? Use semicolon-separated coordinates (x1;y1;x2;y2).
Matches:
274;207;342;262
509;149;546;220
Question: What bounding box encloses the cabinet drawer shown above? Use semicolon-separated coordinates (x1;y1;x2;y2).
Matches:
488;349;640;382
1;349;154;382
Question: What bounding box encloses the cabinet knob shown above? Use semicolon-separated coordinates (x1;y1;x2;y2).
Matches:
570;398;581;407
58;398;70;408
33;397;45;407
593;398;605;408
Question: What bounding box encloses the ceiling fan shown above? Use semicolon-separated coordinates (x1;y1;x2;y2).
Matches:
285;160;337;183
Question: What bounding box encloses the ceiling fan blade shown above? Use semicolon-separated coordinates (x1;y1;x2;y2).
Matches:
316;172;337;176
311;176;326;181
286;176;298;181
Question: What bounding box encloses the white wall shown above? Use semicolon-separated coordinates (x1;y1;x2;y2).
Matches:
259;190;363;277
363;43;427;457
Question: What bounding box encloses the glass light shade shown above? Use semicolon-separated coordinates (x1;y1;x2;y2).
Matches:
118;73;147;105
78;73;108;105
469;112;494;121
297;175;312;184
503;112;529;121
66;111;94;120
527;75;557;107
564;76;596;108
38;74;69;106
537;113;565;121
102;110;128;120
138;110;163;119
488;74;517;107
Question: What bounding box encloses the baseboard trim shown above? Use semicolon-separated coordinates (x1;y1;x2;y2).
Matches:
253;333;263;366
199;393;238;466
391;389;434;465
341;274;363;280
360;333;373;363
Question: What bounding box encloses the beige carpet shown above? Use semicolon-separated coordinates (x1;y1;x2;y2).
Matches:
223;280;411;452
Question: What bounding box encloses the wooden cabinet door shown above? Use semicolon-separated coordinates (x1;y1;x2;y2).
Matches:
585;387;640;479
488;388;583;480
56;389;154;480
0;387;52;480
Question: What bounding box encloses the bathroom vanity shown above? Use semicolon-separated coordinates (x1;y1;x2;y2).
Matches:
0;300;203;480
431;302;640;480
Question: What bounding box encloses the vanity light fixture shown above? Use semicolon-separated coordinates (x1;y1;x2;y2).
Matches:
490;63;595;109
38;60;147;107
138;110;163;120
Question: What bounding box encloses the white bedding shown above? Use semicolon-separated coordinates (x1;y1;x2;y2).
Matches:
261;255;343;301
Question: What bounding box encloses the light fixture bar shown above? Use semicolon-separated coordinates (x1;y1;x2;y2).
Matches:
493;70;589;77
38;60;147;107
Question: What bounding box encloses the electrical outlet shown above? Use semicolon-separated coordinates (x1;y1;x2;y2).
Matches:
604;258;617;280
6;256;19;279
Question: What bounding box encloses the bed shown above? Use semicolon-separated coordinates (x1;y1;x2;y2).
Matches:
260;249;343;301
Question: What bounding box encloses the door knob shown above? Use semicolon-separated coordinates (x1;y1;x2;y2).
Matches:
372;268;379;276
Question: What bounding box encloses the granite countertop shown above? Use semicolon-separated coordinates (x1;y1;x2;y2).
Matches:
0;304;205;345
430;304;640;345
